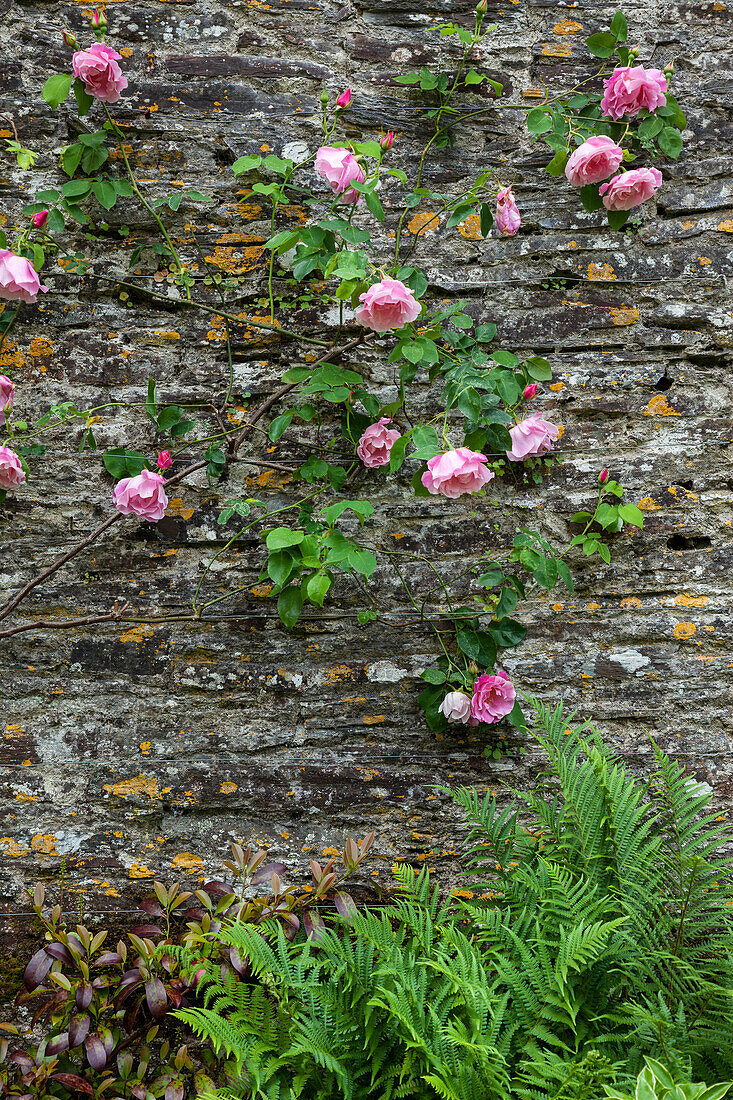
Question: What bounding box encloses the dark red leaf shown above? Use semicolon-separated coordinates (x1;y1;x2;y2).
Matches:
98;1026;115;1055
303;911;326;942
45;1033;70;1056
251;862;286;886
139;897;164;917
23;948;53;991
92;952;123;968
75;980;93;1010
145;977;167;1019
69;1013;90;1048
52;1073;95;1094
201;880;231;896
130;1086;147;1100
9;1052;33;1071
45;942;73;964
334;891;358;924
85;1033;107;1071
129;924;163;937
165;1078;184;1100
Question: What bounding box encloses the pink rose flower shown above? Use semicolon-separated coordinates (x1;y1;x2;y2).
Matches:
523;383;539;400
336;88;352;109
565;135;624;187
599;167;663;210
314;146;365;205
0;375;14;426
0;446;26;489
113;469;168;522
471;670;515;724
439;691;474;724
356;418;401;468
600;65;667;121
496;186;520;236
0;251;49;304
157;450;173;471
421;448;494;499
72;43;128;104
506;413;560;461
354;278;421;332
32;209;49;229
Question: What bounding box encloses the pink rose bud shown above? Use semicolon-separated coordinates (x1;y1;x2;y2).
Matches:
600;66;667;121
32;210;49;229
522;383;539;400
627;45;640;60
72;42;128;103
495;185;521;236
0;445;26;490
439;691;475;725
664;60;674;76
314;145;365;205
471;670;516;724
565;136;624;188
599;469;609;485
113;469;169;522
599;167;663;210
476;0;488;11
62;29;78;48
0;375;15;427
0;250;49;304
354;278;421;332
506;413;560;462
90;9;107;30
157;450;173;471
421;448;494;499
336;88;352;109
380;131;395;151
356;418;401;468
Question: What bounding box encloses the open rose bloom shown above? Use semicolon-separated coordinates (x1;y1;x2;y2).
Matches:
471;670;515;724
439;691;474;725
357;418;401;468
113;469;169;522
0;375;14;426
0;251;48;304
354;278;421;332
496;186;521;236
314;146;365;204
421;448;494;499
0;445;26;489
72;43;128;103
565;136;624;187
600;65;667;120
600;167;663;210
507;414;560;461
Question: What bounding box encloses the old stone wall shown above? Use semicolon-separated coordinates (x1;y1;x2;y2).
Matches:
1;0;732;971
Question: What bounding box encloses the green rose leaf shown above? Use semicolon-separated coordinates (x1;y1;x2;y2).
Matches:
42;74;74;109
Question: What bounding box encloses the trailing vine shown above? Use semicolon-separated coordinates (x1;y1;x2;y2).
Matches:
0;5;683;738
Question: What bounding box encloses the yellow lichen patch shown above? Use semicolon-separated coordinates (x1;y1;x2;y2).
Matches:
139;741;151;755
203;242;266;275
245;469;291;490
15;792;37;803
608;306;639;325
322;664;357;685
407;210;439;236
552;602;564;611
644;394;680;417
120;623;157;643
549;382;564;392
587;262;616;281
103;774;159;801
457;213;482;241
249;583;273;597
717;219;733;233
129;863;153;879
698;256;712;265
31;834;59;857
554;18;583;33
171;853;205;874
541;42;572;56
220;781;238;794
166;497;194;520
675;594;708;608
145;330;181;344
0;837;28;857
638;497;661;511
364;715;385;725
522;87;544;98
674;622;697;640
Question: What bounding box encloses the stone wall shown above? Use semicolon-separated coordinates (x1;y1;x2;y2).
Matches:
1;0;732;968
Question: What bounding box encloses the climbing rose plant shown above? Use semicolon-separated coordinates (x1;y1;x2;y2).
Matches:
0;5;684;738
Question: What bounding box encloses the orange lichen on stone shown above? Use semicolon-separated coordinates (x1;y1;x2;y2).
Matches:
553;19;583;33
129;863;153;879
644;394;680;417
220;781;238;794
542;42;572;56
166;497;194;520
587;262;616;281
322;665;357;685
364;715;385;725
407;210;439;236
608;306;639;325
171;853;205;873
622;597;642;609
549;382;564;391
120;624;157;643
638;497;661;511
457;213;482;241
31;834;59;857
103;774;159;800
675;594;708;607
673;622;697;640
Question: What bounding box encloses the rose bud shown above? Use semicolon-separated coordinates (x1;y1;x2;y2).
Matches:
599;469;609;485
62;28;78;48
157;450;173;471
32;210;49;229
380;131;395;151
477;0;488;11
335;88;352;109
664;60;674;76
523;383;538;400
91;9;107;30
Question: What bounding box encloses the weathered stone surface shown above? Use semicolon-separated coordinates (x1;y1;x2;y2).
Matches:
1;0;733;980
